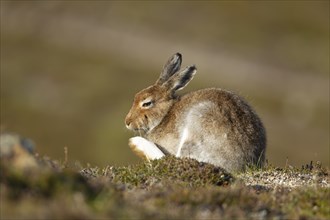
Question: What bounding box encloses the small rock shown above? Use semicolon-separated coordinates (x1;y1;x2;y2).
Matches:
0;133;38;170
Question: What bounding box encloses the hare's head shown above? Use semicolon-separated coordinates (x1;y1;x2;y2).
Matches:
125;53;196;134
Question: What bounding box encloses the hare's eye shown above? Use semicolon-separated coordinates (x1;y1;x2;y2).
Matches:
142;101;153;108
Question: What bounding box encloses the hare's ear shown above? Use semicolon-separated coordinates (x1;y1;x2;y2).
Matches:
156;53;182;85
164;65;197;92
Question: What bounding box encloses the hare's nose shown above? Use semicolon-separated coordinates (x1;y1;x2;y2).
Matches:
125;118;132;129
126;121;131;127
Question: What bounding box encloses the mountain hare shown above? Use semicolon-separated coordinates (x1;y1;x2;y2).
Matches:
125;53;266;172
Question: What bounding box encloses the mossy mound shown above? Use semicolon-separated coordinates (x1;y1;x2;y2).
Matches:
81;156;233;188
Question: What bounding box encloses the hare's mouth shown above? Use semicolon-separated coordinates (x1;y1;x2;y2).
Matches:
126;119;153;134
131;129;148;137
131;125;149;134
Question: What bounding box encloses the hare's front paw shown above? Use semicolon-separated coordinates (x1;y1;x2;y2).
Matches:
128;137;165;161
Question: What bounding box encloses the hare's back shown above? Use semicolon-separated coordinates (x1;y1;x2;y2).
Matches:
178;88;265;146
175;88;266;171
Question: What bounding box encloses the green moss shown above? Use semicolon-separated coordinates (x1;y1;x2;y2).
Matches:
280;187;330;219
81;156;234;188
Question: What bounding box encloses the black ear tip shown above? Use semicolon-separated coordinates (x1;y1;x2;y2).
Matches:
174;52;182;58
190;65;197;71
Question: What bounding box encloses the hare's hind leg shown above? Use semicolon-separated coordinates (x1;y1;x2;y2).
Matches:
128;137;165;161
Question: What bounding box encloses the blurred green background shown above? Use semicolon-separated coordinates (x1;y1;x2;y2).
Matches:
1;1;329;167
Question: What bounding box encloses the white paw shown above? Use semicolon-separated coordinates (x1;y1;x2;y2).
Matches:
129;137;165;160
